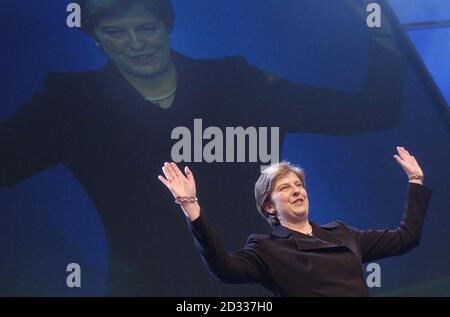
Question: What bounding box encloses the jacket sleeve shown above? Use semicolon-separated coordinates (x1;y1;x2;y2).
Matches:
0;75;67;188
353;183;432;262
237;35;406;135
188;212;268;284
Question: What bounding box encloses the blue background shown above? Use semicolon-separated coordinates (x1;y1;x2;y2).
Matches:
0;0;449;296
389;0;450;107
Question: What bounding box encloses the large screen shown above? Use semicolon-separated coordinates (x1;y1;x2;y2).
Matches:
0;0;449;297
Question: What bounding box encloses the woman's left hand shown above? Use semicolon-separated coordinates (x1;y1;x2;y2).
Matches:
393;147;424;184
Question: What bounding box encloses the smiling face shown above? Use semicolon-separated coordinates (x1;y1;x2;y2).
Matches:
94;2;171;79
266;171;309;226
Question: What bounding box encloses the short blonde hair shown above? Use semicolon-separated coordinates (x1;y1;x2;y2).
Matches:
254;161;305;225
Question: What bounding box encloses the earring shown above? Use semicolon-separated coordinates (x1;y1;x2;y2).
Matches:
95;42;100;47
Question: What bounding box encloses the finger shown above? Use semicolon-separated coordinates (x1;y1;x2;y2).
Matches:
162;165;173;181
166;162;181;179
402;147;414;163
185;166;195;180
164;162;178;180
395;147;404;161
397;146;409;161
401;147;412;160
393;155;408;169
170;162;183;178
158;175;171;188
411;156;423;172
402;147;411;157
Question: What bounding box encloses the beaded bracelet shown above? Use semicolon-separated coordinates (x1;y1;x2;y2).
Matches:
408;175;424;182
175;196;198;205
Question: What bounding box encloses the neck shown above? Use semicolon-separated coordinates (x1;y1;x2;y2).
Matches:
120;62;177;98
281;218;312;235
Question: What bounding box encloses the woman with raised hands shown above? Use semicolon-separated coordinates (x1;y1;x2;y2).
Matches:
158;147;432;297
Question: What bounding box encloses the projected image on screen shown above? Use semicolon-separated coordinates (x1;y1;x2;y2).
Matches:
0;0;449;297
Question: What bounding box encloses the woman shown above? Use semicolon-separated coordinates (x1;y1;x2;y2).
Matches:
158;147;432;296
81;0;177;109
1;0;406;295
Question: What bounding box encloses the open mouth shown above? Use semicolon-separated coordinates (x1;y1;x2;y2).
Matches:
291;197;304;205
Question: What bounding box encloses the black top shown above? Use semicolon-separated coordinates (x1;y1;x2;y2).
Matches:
0;44;405;295
189;183;433;296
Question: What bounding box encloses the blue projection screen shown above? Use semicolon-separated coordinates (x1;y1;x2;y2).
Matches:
0;0;449;297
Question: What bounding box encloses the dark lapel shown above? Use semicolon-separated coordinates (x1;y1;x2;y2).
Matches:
271;223;345;251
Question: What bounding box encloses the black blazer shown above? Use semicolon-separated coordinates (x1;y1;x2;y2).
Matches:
189;183;432;296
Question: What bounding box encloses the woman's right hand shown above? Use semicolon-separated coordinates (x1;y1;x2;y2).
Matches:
158;162;200;220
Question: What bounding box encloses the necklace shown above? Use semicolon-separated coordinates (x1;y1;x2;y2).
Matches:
305;226;313;237
145;86;177;102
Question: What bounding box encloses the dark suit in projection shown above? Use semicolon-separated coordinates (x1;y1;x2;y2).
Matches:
0;39;405;295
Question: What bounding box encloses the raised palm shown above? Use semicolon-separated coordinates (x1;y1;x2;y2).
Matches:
394;147;424;178
158;162;196;198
